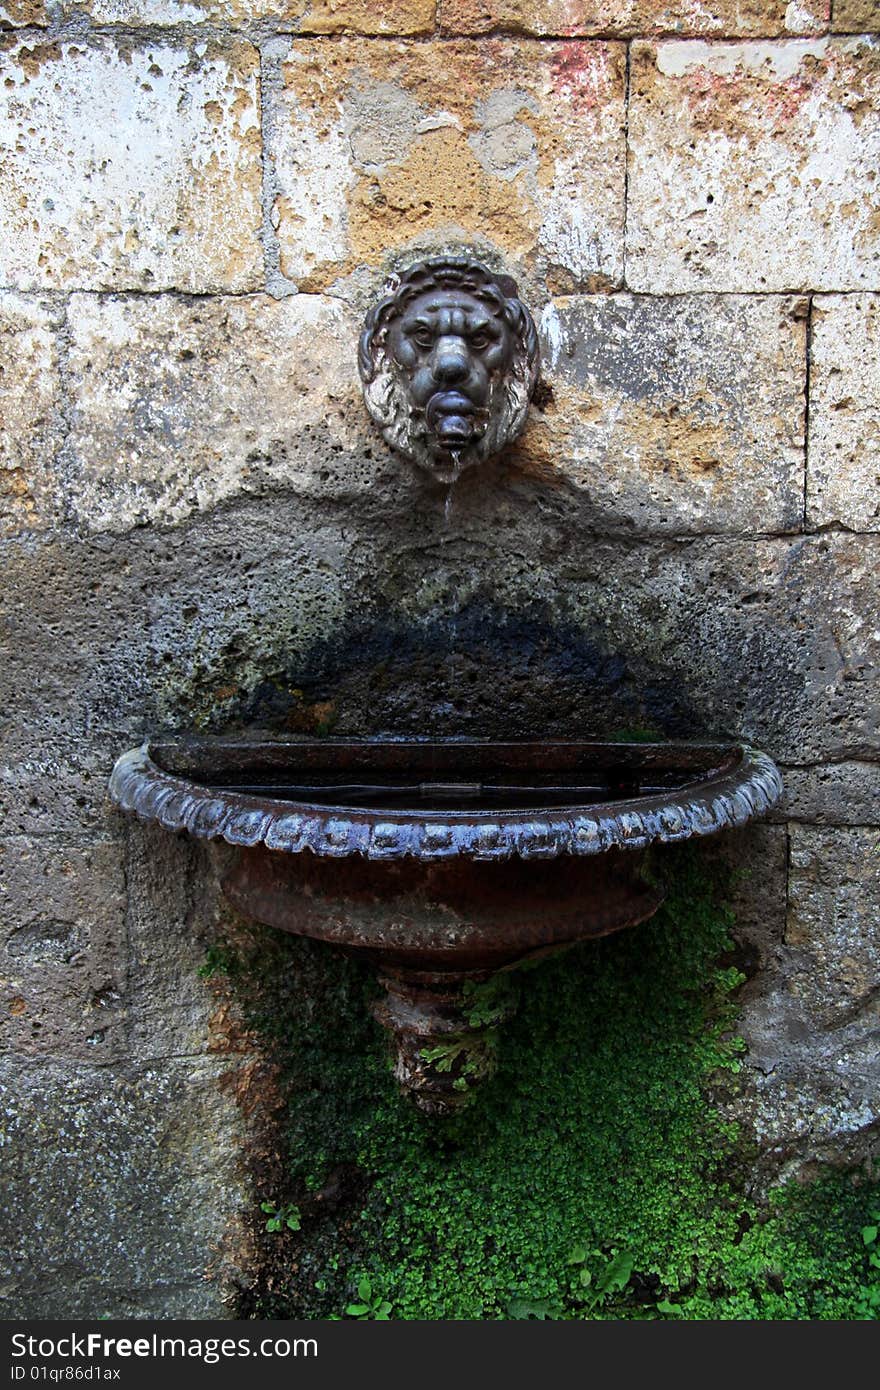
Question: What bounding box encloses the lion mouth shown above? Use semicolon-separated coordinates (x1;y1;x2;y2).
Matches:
423;391;488;453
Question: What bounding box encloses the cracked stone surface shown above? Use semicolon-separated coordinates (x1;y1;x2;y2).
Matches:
786;824;880;1027
808;294;880;531
64;0;436;27
627;37;880;292
269;37;627;294
0;293;64;539
0;37;262;293
523;294;806;534
65;292;371;531
438;0;832;37
776;761;880;823
0;1056;249;1319
0;839;126;1062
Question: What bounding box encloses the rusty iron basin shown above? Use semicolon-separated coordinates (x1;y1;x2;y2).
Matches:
109;738;782;1112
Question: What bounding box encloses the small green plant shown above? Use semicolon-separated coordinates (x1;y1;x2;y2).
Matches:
857;1213;880;1317
198;944;234;979
419;1039;468;1073
419;1034;497;1095
260;1201;301;1234
462;974;519;1029
506;1297;561;1320
345;1276;392;1320
567;1244;635;1313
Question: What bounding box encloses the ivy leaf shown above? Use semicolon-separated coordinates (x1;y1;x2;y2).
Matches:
657;1299;681;1316
595;1250;635;1297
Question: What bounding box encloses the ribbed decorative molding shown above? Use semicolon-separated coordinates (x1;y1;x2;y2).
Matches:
109;741;783;863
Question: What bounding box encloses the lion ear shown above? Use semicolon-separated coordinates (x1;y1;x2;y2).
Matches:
358;324;378;384
496;273;519;299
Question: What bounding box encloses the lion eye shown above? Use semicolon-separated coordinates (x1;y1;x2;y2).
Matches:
470;333;490;350
411;330;434;349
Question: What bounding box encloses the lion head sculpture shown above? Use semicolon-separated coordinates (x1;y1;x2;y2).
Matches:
358;256;540;484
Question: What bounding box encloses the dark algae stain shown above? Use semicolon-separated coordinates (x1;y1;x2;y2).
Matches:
217;848;879;1320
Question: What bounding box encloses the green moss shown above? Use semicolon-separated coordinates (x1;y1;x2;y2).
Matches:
221;848;878;1321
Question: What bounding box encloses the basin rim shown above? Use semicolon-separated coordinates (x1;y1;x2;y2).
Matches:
108;739;782;861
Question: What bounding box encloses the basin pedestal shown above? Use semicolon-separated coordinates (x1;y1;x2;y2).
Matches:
222;846;662;1111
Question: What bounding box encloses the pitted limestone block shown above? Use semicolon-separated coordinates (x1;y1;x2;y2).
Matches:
0;839;126;1061
0;37;261;293
0;738;112;840
0;293;63;538
269;37;626;294
695;824;788;974
123;821;228;1061
627;37;880;292
0;506;361;754
0;1056;248;1317
787;824;880;1026
2;521;879;766
808;294;880;531
0;1;47;22
776;760;880;822
72;0;434;28
730;1010;879;1174
66;292;382;532
438;1;830;37
832;0;880;30
554;534;880;763
523;294;805;534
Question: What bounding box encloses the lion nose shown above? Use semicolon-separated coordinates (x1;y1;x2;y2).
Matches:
432;337;469;385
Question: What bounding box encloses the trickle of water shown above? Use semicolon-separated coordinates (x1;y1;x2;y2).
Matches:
442;452;463;524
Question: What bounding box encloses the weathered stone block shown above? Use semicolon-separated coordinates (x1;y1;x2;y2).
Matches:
5;516;877;776
0;739;113;840
832;0;880;31
269;37;626;293
0;839;126;1061
731;1011;879;1173
808;294;880;531
72;0;434;29
524;294;805;533
0;1;47;23
556;533;880;763
732;825;879;1171
438;1;830;37
627;37;880;292
694;823;788;972
0;1057;248;1317
787;824;880;1026
0;510;361;764
0;293;63;538
0;38;262;292
124;822;228;1061
775;759;880;822
65;292;382;532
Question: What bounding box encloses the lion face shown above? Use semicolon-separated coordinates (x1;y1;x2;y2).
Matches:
359;257;539;484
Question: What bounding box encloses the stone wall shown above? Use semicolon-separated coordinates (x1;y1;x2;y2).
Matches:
1;0;878;1317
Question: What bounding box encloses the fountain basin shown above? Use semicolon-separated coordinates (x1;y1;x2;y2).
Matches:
109;738;782;1111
